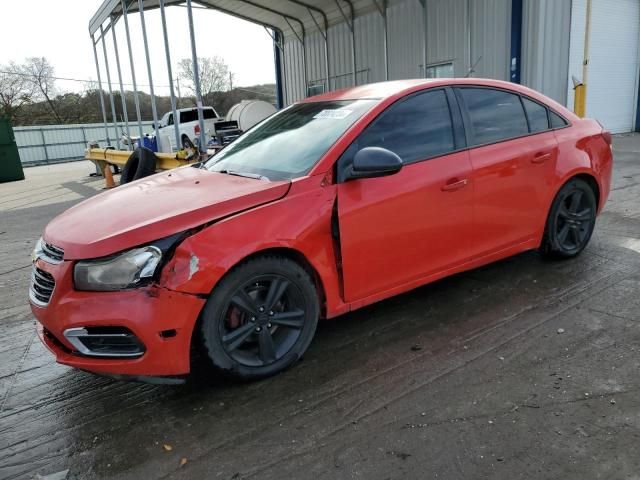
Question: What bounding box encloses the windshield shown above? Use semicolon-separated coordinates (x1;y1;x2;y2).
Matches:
204;99;376;180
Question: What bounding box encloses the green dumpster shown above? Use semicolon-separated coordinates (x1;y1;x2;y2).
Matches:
0;116;24;183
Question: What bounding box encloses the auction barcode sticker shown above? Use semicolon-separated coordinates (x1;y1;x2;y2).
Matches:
314;109;353;120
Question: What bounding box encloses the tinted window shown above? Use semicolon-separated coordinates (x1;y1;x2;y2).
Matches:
550;111;568;128
347;90;455;165
460;88;529;145
203;108;217;119
180;110;198;123
522;97;549;133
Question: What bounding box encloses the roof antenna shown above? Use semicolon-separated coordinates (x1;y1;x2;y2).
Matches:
465;55;483;78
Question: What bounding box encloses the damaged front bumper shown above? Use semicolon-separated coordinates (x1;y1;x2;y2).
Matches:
31;258;206;377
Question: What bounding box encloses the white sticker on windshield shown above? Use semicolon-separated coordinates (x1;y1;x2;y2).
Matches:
314;109;353;120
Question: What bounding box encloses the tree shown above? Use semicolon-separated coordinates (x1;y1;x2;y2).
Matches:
0;62;35;121
178;56;232;97
22;57;62;123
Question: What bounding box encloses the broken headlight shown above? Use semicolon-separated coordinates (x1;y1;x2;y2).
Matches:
73;232;186;292
74;246;163;291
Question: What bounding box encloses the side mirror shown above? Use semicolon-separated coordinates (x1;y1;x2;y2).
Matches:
151;123;156;130
346;147;403;181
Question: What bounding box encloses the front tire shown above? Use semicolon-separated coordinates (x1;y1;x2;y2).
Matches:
199;256;319;381
540;178;597;259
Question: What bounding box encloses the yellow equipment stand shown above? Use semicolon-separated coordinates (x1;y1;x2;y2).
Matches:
85;148;204;188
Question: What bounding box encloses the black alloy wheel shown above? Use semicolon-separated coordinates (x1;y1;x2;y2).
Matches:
199;256;319;380
540;178;597;259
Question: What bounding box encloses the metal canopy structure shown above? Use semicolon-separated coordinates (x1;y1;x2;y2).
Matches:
89;0;400;153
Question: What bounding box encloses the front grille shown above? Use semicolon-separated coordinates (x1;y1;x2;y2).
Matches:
41;242;64;263
29;266;55;307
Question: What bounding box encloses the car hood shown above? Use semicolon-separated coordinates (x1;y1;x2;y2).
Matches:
44;166;291;260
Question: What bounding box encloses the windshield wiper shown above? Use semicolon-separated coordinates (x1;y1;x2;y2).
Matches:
218;169;269;181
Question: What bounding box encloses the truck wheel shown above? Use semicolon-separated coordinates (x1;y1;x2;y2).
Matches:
120;147;157;185
181;135;195;150
199;256;319;381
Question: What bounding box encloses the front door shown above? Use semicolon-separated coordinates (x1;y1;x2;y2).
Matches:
337;89;474;302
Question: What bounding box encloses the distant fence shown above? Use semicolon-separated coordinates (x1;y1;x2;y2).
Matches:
14;121;154;166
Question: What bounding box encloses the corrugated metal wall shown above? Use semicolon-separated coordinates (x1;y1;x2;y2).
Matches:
14;122;154;166
278;0;572;108
280;0;513;103
470;0;512;80
521;0;572;105
353;11;385;85
387;0;424;80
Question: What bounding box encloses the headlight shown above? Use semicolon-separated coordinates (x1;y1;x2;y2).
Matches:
74;246;163;291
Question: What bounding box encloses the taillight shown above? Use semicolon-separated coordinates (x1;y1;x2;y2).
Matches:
602;130;612;146
194;124;200;136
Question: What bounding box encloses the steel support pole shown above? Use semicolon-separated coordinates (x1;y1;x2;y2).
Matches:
186;0;206;153
110;17;132;150
159;0;181;150
348;2;357;86
91;33;112;147
100;25;121;150
122;0;144;140
284;1;330;91
283;17;307;98
306;9;330;91
138;0;160;143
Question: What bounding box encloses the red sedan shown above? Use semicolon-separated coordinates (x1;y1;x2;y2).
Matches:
30;79;612;382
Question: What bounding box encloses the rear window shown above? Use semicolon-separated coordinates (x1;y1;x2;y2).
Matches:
203;109;217;119
180;110;198;123
550;111;568;128
522;97;550;133
459;88;529;145
180;109;217;123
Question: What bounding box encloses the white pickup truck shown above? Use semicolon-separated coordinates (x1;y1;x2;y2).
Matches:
156;106;220;150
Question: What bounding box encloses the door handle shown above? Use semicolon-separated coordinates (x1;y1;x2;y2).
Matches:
532;152;552;164
441;178;469;192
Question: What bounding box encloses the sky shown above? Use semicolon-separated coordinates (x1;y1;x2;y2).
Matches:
0;0;276;96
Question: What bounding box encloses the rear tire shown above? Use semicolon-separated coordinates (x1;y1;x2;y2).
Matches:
539;178;597;259
181;135;195;150
199;256;319;381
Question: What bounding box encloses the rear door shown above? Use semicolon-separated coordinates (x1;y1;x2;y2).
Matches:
455;87;559;256
337;88;474;302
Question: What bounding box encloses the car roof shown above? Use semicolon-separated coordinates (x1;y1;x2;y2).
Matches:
302;78;544;102
300;78;576;121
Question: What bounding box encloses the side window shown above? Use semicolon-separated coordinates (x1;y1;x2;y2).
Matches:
347;89;455;165
550;111;568;128
459;88;529;145
522;97;549;133
180;110;198;124
203;109;217;119
167;114;173;126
